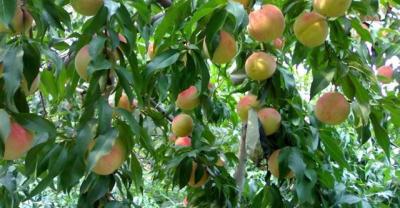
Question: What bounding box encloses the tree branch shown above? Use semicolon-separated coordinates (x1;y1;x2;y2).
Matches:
235;124;247;201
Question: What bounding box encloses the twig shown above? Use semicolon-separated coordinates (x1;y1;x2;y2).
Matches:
150;99;173;122
39;92;47;116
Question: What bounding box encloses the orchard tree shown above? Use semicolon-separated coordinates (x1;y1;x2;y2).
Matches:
1;0;400;207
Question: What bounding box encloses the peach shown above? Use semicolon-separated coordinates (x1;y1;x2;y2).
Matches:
188;162;209;188
258;108;281;136
293;12;329;48
268;149;294;178
215;157;225;167
74;45;91;80
315;92;350;125
169;134;177;142
71;0;104;16
377;66;394;84
313;0;352;17
0;7;33;34
233;0;250;8
245;52;277;81
176;86;200;111
237;95;259;122
273;38;284;50
175;136;192;147
147;42;157;60
172;114;193;137
206;31;237;64
117;92;136;112
89;139;126;175
247;4;285;42
2;121;33;160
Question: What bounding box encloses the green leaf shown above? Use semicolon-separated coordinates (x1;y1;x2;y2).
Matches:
320;132;349;169
130;153;144;193
0;109;10;143
370;111;390;158
145;49;180;77
0;0;17;28
2;46;24;112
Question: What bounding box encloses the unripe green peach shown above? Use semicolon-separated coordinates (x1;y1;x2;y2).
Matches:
315;92;350;125
175;136;192;147
176;86;200;111
21;74;40;96
2;120;34;160
247;4;285;42
293;12;329;48
172;114;194;137
237;95;259;122
89;139;126;175
205;31;237;64
313;0;352;17
268;149;294;179
0;7;33;34
258;108;281;136
75;45;91;81
245;52;277;81
71;0;104;16
188;162;209;188
377;66;394;84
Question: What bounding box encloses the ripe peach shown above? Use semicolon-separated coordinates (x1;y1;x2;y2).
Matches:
245;52;277;81
169;134;177;142
188;162;209;188
176;86;200;111
313;0;352;17
3;121;33;160
118;34;127;44
268;149;294;178
293;12;329;48
74;45;91;80
117;92;136;112
377;66;394;84
248;4;285;42
237;95;259;122
206;31;237;64
172;114;193;137
258;108;281;136
89;139;126;175
71;0;104;16
0;7;33;34
175;136;192;147
315;92;350;125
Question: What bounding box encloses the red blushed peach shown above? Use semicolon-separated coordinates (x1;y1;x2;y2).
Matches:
268;149;294;179
75;45;91;81
237;95;259;122
313;0;352;17
71;0;103;16
315;92;350;125
273;38;284;50
377;66;394;84
188;162;209;188
117;92;136;112
293;12;329;48
89;139;126;175
3;121;34;160
176;86;200;111
172;114;194;137
175;136;192;147
247;4;285;42
207;31;237;64
245;52;277;81
258;108;281;136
